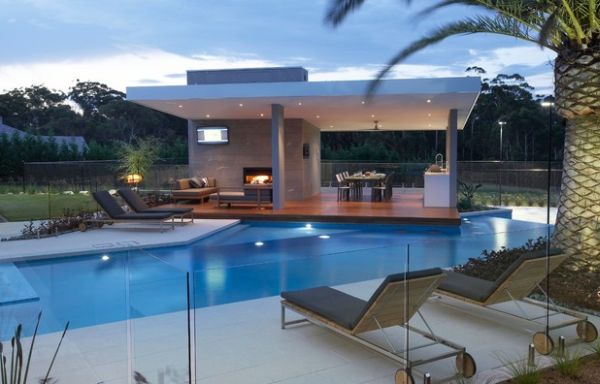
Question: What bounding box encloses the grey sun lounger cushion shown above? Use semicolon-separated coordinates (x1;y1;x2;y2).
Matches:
281;268;443;330
118;188;193;214
93;191;174;220
438;248;563;303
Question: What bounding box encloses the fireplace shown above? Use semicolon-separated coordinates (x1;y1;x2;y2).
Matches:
243;167;272;185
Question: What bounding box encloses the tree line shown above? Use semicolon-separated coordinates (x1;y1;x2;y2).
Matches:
0;81;188;179
322;69;564;163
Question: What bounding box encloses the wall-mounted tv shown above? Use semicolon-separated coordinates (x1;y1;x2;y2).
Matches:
197;127;229;144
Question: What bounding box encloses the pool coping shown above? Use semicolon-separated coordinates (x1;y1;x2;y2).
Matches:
0;219;240;263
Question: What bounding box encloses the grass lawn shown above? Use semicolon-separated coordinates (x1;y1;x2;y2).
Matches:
0;193;97;221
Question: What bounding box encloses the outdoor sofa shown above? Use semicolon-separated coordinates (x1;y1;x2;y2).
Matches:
281;268;476;383
436;248;598;355
118;188;194;223
172;177;219;202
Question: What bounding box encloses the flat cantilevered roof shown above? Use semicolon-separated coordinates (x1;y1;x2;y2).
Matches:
126;77;480;131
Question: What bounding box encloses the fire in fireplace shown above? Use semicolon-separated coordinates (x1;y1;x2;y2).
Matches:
243;167;273;185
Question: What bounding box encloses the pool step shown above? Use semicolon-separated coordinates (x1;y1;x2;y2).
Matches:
0;263;39;306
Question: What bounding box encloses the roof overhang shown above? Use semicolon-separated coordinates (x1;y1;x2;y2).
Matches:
126;77;481;132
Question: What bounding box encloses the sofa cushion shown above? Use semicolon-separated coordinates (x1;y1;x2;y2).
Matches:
206;177;216;187
176;179;191;190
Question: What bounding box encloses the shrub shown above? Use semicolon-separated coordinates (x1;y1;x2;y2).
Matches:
454;237;547;281
496;353;541;384
552;348;581;378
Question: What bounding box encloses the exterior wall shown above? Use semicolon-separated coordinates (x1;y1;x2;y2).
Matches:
188;118;319;200
302;121;321;198
187;67;308;85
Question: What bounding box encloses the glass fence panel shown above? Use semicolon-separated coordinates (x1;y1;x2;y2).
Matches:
0;251;129;384
126;247;191;384
193;239;410;383
547;217;600;358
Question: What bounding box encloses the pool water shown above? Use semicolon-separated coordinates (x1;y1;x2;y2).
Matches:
1;216;550;337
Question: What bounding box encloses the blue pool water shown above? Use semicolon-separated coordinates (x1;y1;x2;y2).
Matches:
1;216;550;337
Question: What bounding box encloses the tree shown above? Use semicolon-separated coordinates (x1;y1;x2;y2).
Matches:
326;0;600;268
68;81;125;118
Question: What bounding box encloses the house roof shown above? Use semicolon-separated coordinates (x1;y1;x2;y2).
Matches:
127;76;481;132
0;122;87;153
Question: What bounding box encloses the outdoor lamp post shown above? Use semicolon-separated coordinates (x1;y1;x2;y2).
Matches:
498;121;507;206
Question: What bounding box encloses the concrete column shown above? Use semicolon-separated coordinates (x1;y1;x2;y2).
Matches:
272;104;285;209
446;109;458;207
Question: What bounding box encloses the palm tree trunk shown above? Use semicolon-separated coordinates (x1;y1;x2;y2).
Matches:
553;48;600;269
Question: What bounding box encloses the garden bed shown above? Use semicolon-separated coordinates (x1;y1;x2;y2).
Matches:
502;354;600;383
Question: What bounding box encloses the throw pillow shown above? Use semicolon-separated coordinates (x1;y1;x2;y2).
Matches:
201;177;210;187
189;177;205;188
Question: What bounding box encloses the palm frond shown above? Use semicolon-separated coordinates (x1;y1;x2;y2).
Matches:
366;15;557;96
325;0;412;26
325;0;367;26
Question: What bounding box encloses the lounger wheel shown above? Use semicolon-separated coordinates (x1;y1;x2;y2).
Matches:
456;352;477;378
532;332;554;355
394;368;414;384
78;223;87;232
576;320;598;342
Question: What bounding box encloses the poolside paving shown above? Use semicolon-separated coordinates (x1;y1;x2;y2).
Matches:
0;218;239;262
7;277;597;384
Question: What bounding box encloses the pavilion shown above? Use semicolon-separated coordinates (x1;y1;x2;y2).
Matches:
127;67;480;222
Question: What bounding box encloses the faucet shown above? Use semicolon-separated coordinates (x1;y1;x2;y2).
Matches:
435;153;444;168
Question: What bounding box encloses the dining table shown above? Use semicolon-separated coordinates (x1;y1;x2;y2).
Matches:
342;173;386;201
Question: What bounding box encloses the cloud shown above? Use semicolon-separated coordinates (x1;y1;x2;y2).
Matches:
310;64;462;81
467;46;555;73
0;49;280;92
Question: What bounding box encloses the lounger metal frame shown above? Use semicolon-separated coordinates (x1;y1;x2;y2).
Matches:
281;274;476;382
82;216;177;232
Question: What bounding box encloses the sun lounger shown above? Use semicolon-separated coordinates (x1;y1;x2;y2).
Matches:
436;248;598;355
118;188;194;223
281;269;476;383
85;191;176;232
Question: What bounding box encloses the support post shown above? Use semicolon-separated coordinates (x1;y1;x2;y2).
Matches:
271;104;285;209
446;109;458;207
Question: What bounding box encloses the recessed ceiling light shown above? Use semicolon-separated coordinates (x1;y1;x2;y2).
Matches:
427;113;431;117
316;115;320;119
260;113;264;117
239;103;244;107
426;99;431;103
101;255;110;261
329;125;334;128
255;241;264;247
205;114;210;118
361;101;366;104
428;124;432;127
298;102;302;106
178;105;183;108
319;234;330;239
371;114;375;118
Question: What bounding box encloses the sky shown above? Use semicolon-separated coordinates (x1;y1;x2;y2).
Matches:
0;0;557;95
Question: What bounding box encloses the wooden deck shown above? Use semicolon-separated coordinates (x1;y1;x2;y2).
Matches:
170;190;461;226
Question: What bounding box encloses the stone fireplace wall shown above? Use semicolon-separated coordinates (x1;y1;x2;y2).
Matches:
187;118;320;200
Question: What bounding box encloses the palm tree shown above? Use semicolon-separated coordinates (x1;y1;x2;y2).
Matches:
326;0;600;269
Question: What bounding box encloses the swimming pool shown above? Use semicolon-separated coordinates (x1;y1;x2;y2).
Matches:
1;216;550;338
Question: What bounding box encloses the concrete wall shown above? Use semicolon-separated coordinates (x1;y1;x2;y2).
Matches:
302;121;321;198
188;118;319;200
187;67;308;85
